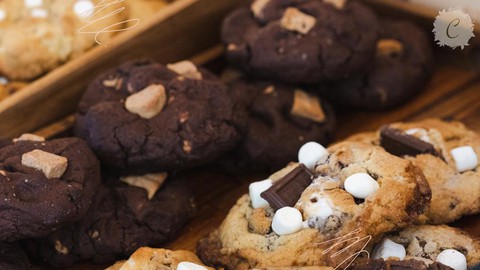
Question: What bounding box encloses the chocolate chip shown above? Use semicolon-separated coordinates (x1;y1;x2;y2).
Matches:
260;164;314;210
380;126;442;158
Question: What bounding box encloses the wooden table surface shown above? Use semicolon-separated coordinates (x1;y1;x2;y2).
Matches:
35;46;480;269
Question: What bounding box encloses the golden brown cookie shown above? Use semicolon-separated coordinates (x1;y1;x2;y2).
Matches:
197;142;431;269
346;118;480;224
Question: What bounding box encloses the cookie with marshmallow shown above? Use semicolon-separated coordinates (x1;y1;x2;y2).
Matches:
24;173;194;267
197;141;431;269
0;0;127;80
347;118;480;224
107;247;213;270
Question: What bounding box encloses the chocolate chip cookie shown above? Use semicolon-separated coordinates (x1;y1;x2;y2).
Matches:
0;242;31;270
222;0;379;84
347;118;480;224
218;79;336;171
321;19;434;110
24;173;194;267
74;59;246;174
107;247;214;270
197;142;431;269
0;137;100;241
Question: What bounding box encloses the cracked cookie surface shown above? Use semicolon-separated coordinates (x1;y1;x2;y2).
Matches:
347;118;480;224
221;0;378;84
197;142;431;269
0;138;100;241
217;78;336;171
74;59;247;175
321;19;434;110
23;174;195;267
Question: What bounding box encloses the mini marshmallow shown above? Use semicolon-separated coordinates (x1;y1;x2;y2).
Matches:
0;9;6;21
280;7;316;35
177;262;208;270
74;0;94;18
22;150;68;179
120;172;168;200
272;207;303;235
450;146;478;172
13;133;45;143
167;61;202;80
372;238;406;260
344;173;379;199
24;0;43;8
436;249;467;270
30;8;48;18
298;142;328;170
302;197;333;220
125;84;167;119
251;0;270;19
249;179;273;208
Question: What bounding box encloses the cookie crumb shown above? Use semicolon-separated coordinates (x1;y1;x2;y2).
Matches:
21;150;68;179
280;7;316;35
291;89;326;123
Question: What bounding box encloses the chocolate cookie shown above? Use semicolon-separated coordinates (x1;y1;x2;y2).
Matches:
107;247;214;270
321;19;434;109
347;118;480;224
218;79;336;171
0;137;100;241
0;242;31;270
351;259;453;270
368;225;480;269
74;59;246;174
197;142;431;269
222;0;379;84
24;173;194;267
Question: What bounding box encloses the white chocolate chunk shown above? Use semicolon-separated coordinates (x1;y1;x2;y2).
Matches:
120;172;167;200
167;61;202;80
405;128;431;143
177;262;208;270
291;90;326;123
436;249;467;270
30;8;48;18
372;238;406;260
376;39;404;57
13;133;45;143
251;0;270;19
450;146;478;172
280;8;316;35
21;150;68;179
24;0;43;8
272;207;303;235
344;173;379;199
0;170;5;176
125;84;167;119
298;142;328;170
54;240;69;255
323;0;346;9
249;179;273;209
74;0;94;18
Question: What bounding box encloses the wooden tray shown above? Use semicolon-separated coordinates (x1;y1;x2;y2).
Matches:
0;0;248;138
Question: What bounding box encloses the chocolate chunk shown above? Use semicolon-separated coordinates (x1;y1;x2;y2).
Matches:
380;126;442;158
260;164;314;210
429;262;454;270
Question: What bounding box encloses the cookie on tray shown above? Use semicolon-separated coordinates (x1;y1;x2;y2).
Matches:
197;141;431;269
107;247;213;270
352;225;480;270
0;135;100;241
24;173;194;267
320;19;434;110
347;118;480;224
74;59;247;175
221;0;379;84
0;0;127;80
218;78;336;171
0;242;31;270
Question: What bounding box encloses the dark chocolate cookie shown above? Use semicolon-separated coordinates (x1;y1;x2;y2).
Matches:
321;19;434;109
222;0;379;84
0;242;31;270
24;174;194;267
0;137;100;241
218;78;336;171
351;259;453;270
74;59;247;175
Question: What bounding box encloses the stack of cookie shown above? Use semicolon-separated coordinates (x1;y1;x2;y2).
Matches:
197;118;480;270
